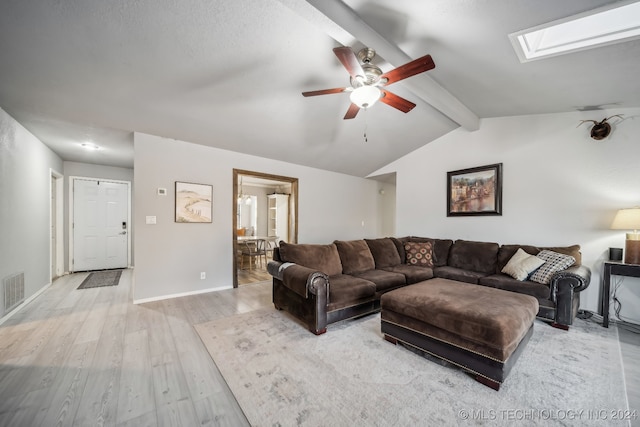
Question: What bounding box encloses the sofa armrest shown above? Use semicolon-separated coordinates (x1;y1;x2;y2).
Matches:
267;260;329;299
550;265;591;299
548;265;590;328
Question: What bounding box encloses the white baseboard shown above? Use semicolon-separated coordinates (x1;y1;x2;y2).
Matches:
133;285;234;305
0;281;52;326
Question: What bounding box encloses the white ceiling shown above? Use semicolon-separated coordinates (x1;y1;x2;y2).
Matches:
1;0;638;177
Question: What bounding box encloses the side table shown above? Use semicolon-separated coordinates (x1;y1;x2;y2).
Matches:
601;261;640;327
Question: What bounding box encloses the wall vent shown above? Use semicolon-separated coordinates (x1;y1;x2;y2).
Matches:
3;272;25;313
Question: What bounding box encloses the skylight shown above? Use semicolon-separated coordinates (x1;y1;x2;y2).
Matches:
509;1;640;62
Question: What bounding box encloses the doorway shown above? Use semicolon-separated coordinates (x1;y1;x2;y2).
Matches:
70;177;131;272
233;169;298;288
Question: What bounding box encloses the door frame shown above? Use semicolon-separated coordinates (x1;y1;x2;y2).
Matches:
232;169;298;288
68;176;132;272
50;169;64;281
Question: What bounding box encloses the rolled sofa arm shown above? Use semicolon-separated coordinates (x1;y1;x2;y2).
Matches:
549;264;591;328
267;260;329;299
549;264;591;304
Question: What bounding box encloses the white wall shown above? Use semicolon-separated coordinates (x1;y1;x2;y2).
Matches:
133;132;379;302
373;108;640;324
0;107;63;318
376;181;396;237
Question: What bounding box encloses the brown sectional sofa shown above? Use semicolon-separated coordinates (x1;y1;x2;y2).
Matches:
267;236;591;335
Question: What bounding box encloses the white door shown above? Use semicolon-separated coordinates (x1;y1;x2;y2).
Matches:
73;178;129;271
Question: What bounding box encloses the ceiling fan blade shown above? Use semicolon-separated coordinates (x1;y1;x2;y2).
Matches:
379;89;416;113
302;87;347;97
333;47;365;78
380;54;435;86
343;103;360;120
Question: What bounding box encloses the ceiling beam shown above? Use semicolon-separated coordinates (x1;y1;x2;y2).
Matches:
303;0;480;131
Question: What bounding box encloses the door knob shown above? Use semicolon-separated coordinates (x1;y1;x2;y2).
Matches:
119;231;127;235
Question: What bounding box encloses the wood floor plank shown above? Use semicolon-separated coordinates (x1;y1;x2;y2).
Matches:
72;313;126;427
115;410;157;427
192;392;249;427
151;352;194;414
124;299;151;335
155;391;199;427
173;331;227;399
74;302;110;344
145;303;177;357
37;340;98;427
177;293;224;325
1;388;50;427
116;329;155;424
0;299;93;397
0;310;65;361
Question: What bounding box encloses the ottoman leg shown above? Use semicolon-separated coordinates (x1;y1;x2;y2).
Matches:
551;322;569;331
475;375;501;391
384;334;398;345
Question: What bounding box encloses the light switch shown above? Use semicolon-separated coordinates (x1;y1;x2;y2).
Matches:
146;216;157;224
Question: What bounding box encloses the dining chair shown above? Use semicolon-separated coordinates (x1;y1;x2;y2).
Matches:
265;236;278;260
240;239;267;270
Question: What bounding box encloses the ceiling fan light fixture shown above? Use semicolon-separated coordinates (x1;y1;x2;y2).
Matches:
350;85;381;109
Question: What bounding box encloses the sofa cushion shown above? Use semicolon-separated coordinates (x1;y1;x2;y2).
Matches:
479;274;551;300
382;265;434;284
497;244;581;272
433;266;488;284
529;250;576;285
391;237;409;262
327;274;376;310
448;240;500;274
404;237;453;267
279;242;343;276
365;238;402;268
404;241;435;268
334;240;376;274
501;248;545;281
354;269;406;293
542;245;581;266
496;244;541;273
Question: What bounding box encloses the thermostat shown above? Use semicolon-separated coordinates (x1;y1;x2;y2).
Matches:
157;188;167;196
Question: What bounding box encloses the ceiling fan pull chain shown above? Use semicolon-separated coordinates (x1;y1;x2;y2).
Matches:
363;108;368;143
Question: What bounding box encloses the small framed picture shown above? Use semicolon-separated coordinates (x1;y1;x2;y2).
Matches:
175;182;213;223
447;163;502;216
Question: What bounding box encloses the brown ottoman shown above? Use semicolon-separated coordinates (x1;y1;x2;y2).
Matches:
381;278;538;390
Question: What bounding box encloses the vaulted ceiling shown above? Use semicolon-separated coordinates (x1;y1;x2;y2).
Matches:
1;0;638;177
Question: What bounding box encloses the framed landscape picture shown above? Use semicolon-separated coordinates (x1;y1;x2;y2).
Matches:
175;181;213;223
447;163;502;216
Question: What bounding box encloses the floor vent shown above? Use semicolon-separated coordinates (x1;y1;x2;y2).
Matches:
4;272;25;313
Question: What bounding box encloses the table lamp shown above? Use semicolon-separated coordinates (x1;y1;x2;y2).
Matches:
611;207;640;264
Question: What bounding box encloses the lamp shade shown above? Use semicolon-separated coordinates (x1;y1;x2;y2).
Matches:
612;207;640;264
611;207;640;231
349;86;381;109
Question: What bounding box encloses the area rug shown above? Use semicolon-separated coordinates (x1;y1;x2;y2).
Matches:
195;310;630;427
77;269;123;289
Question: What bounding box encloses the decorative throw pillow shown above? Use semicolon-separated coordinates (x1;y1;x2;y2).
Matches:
501;248;545;281
404;241;434;268
529;250;576;285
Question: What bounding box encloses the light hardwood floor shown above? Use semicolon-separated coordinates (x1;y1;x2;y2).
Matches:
237;267;270;286
0;269;264;426
0;270;638;426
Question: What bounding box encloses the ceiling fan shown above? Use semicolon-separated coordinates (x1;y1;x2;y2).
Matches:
302;47;435;120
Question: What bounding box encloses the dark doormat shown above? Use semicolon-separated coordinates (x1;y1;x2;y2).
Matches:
78;269;123;289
